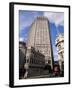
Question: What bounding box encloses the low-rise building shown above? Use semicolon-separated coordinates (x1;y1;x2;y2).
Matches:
24;47;45;78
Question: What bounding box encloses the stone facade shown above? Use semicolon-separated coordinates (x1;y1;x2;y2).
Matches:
24;47;45;78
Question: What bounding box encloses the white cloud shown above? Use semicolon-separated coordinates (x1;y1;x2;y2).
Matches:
19;34;28;42
19;37;24;42
44;12;64;26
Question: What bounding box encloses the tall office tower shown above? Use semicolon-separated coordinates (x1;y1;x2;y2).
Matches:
27;16;54;69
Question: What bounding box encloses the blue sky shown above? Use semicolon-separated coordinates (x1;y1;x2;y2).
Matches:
19;10;64;61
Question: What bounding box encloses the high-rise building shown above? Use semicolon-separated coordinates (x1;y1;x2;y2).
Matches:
27;16;54;69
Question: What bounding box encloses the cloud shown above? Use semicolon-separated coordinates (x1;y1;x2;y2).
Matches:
44;12;64;26
19;36;28;42
19;37;24;42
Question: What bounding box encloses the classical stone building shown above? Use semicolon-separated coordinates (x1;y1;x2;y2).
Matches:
27;16;54;69
55;33;64;71
24;47;45;78
19;42;46;79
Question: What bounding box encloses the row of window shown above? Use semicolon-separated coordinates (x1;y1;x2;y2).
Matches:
30;58;45;65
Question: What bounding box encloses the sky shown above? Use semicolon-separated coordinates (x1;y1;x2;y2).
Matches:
19;10;64;61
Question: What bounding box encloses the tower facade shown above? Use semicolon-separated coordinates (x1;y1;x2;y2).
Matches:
27;16;53;68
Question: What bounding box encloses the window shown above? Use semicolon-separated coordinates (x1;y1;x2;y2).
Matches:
48;60;51;64
26;59;29;63
58;44;61;50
